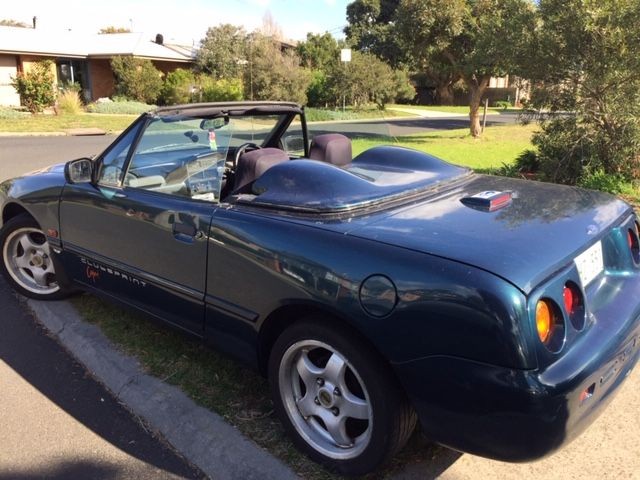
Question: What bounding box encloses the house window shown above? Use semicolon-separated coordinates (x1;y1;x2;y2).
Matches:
56;59;91;101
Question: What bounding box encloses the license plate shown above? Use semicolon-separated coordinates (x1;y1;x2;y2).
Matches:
574;241;604;287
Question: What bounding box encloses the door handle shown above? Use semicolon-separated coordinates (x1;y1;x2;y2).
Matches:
173;222;197;237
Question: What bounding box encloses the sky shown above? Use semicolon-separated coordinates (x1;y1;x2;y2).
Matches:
1;0;351;44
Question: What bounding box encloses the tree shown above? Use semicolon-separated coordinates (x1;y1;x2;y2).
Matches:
526;0;640;183
110;56;163;103
345;0;459;105
99;26;131;34
395;0;536;137
160;68;196;105
11;60;56;113
0;19;29;28
244;34;310;104
345;0;404;67
196;24;248;80
297;33;341;71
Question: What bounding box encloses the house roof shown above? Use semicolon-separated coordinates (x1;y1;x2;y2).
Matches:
0;27;194;62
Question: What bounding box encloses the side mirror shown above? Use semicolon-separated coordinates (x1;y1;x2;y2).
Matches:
283;135;305;155
65;158;93;184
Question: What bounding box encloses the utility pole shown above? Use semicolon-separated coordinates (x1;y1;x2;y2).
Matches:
340;48;351;113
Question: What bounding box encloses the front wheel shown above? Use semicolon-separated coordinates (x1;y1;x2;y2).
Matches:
0;214;72;300
268;318;417;475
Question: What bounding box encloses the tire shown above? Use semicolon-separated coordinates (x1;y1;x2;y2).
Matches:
268;317;417;476
0;213;72;300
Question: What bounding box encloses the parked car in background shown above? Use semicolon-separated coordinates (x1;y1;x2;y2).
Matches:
1;102;639;475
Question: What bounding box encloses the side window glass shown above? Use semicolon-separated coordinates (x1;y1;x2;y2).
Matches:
97;123;141;186
124;116;232;203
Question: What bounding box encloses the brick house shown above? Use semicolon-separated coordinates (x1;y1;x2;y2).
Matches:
0;26;194;106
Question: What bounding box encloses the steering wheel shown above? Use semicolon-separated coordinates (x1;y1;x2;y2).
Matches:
232;142;261;170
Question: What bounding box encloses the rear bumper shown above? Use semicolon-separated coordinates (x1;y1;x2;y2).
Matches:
395;315;640;461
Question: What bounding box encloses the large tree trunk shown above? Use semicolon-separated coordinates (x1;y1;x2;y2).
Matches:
435;83;455;105
466;75;491;137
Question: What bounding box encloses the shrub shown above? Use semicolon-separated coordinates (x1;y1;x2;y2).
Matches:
110;56;163;104
198;76;243;102
514;149;540;173
578;170;628;195
11;60;56;113
161;68;196;105
494;100;512;110
0;107;26;119
56;90;84;115
86;100;154;115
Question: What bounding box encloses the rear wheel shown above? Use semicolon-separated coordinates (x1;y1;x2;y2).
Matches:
0;214;72;300
268;318;416;475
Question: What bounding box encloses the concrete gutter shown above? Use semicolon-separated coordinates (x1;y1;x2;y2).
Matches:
27;299;299;480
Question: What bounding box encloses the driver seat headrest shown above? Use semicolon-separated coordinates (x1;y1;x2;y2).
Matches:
233;148;289;192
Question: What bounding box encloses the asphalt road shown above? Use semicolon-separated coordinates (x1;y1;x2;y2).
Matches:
0;279;203;479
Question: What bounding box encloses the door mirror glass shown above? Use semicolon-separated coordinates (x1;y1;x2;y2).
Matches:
283;135;305;156
65;158;93;184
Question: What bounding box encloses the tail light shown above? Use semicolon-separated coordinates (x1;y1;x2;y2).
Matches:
536;298;564;352
563;282;585;330
630;223;640;264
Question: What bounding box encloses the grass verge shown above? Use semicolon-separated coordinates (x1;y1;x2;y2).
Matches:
305;107;417;122
72;294;443;480
0;113;140;133
352;123;538;171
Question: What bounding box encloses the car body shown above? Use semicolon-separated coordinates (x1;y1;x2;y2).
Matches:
1;101;639;475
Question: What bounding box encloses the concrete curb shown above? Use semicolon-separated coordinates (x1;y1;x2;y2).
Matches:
27;299;299;480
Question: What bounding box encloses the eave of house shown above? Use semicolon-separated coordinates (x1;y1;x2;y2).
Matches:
0;27;194;62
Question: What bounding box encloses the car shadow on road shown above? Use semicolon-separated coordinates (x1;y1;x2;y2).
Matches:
0;280;201;479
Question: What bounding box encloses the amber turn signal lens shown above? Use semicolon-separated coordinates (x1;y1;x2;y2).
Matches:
536;299;553;344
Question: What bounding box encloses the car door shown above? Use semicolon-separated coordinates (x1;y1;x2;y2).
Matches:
59;115;228;335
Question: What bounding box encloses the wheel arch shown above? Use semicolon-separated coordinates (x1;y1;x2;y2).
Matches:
256;303;397;383
2;202;34;226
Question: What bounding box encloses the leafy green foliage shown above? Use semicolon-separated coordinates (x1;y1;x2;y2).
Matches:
11;60;56;113
528;0;640;183
494;100;512;110
394;0;536;136
198;77;244;102
514;149;539;173
0;107;25;119
297;32;341;71
345;0;405;67
0;19;28;27
110;56;163;104
245;34;310;104
196;24;248;80
160;68;196;105
99;26;131;34
579;170;630;195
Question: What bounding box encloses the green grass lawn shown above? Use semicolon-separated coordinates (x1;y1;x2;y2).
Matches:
72;294;442;480
352;123;538;171
0;112;139;133
305;107;418;122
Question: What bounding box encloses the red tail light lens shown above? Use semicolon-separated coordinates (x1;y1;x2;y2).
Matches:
563;282;585;330
629;227;640;264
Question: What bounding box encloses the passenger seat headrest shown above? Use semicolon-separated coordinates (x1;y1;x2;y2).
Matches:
309;134;352;166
